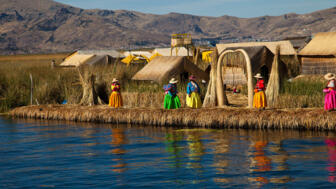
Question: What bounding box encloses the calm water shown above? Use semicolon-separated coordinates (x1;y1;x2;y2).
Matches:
1;117;336;188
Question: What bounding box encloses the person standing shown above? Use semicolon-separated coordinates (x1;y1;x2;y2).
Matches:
163;78;181;109
253;73;267;109
323;73;336;111
186;75;202;108
109;78;123;108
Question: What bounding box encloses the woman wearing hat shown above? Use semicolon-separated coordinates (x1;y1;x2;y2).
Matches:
186;75;202;108
323;73;336;111
109;78;123;108
253;73;267;109
163;78;181;109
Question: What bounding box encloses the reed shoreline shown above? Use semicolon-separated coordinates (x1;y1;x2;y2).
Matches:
8;105;336;131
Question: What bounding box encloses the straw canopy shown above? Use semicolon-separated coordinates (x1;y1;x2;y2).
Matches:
132;56;209;83
299;32;336;56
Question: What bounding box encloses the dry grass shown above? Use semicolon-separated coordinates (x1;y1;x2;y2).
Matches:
10;105;336;131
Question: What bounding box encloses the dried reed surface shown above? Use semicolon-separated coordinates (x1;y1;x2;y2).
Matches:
10;105;336;131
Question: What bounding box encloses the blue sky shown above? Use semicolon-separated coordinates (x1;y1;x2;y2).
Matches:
55;0;336;18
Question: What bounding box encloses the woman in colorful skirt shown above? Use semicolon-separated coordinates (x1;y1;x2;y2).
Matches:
253;73;267;109
323;73;336;111
186;75;202;108
109;78;123;108
163;78;181;109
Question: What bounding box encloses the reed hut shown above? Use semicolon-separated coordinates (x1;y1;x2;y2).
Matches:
216;41;296;85
299;32;336;75
132;56;209;83
217;46;274;85
204;41;297;108
59;50;124;67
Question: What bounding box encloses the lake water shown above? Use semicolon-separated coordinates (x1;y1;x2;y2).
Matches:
1;117;336;188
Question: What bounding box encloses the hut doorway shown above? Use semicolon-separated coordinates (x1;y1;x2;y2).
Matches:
216;49;254;108
260;65;269;84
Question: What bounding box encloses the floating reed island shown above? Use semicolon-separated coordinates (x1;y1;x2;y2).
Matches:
9;105;336;131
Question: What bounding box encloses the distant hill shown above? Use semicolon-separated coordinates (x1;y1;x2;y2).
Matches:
1;0;336;54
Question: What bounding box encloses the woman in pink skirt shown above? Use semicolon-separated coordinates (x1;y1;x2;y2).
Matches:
323;73;336;111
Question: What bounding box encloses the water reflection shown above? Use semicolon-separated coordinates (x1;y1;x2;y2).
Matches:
249;139;271;185
2;118;336;188
248;133;292;186
325;138;336;183
110;128;127;173
165;131;184;168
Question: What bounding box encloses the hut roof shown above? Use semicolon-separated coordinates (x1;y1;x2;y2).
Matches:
132;56;208;83
283;36;311;50
216;41;296;55
77;50;124;58
299;32;336;56
222;46;274;74
59;52;94;67
84;55;108;66
153;47;193;56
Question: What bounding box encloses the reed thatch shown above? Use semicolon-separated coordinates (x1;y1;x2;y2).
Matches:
10;105;336;131
60;52;94;67
217;41;296;56
299;32;336;56
78;50;124;58
132;56;209;83
83;55;109;66
223;46;274;76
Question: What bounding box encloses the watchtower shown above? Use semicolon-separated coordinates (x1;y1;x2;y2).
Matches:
171;34;193;56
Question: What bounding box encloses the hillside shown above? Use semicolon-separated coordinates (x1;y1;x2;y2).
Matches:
1;0;336;54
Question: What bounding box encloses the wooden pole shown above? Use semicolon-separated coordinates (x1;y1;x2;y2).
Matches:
30;73;33;105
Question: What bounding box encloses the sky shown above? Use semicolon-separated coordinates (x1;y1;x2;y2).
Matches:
55;0;336;18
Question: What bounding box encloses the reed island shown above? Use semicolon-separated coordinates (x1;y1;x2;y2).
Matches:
3;33;336;131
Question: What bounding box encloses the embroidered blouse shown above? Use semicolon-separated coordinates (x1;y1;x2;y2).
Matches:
187;81;200;95
111;83;121;93
327;80;335;89
163;83;178;96
255;79;265;91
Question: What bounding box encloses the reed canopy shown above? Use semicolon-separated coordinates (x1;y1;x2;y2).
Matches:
299;32;336;75
132;56;209;83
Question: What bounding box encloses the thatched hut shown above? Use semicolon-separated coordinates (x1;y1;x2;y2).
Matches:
217;46;274;85
215;41;296;85
59;50;124;67
132;56;209;83
299;32;336;75
203;41;297;108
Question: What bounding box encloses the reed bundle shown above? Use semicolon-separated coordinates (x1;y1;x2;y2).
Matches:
266;46;281;107
10;105;336;131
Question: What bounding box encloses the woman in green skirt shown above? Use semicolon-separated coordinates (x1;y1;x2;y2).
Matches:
163;78;181;109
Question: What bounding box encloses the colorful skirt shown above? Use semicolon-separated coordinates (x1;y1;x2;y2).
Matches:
324;89;336;110
164;94;181;109
253;91;267;108
109;92;123;108
186;92;202;108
